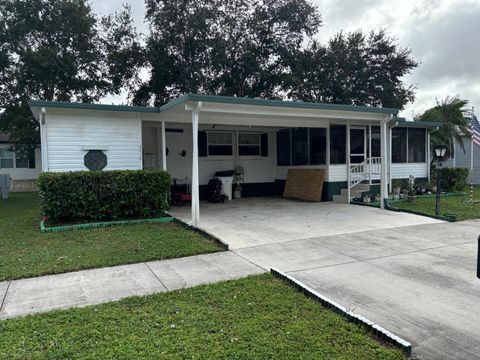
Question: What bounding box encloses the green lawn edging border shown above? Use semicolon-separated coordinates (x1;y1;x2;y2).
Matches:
270;267;412;357
39;217;175;233
384;192;467;222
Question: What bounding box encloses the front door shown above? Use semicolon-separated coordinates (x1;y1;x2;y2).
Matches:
350;127;366;164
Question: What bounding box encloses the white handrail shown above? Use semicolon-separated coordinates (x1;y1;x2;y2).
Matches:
349;157;381;189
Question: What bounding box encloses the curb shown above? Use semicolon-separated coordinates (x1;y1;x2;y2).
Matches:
40;217;175;233
270;267;412;357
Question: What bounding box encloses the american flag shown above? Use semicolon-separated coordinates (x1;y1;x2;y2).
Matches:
473;113;480;148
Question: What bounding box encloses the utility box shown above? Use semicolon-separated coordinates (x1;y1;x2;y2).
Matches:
0;174;11;200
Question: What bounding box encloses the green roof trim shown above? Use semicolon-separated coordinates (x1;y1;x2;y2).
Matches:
29;94;399;115
394;118;440;128
28;100;160;113
183;93;399;115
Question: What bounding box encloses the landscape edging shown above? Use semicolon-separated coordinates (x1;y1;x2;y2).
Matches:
270;267;412;357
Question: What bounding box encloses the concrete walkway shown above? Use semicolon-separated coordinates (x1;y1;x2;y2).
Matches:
0;252;264;319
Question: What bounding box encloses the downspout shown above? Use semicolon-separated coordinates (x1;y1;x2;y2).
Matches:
39;107;49;172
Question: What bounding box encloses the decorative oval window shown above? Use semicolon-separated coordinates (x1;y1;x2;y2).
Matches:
84;150;107;171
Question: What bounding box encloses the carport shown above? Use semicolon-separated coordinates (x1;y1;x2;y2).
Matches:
169;197;441;250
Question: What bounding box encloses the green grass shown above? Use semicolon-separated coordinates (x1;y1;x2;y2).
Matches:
0;274;406;360
394;186;480;221
0;192;221;281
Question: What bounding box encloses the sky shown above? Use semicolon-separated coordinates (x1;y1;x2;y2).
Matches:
92;0;480;119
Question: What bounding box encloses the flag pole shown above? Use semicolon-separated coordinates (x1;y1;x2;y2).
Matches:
471;107;475;202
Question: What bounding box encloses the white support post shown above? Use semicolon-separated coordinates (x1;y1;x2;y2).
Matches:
380;118;389;209
427;131;431;182
346;121;351;203
368;124;372;185
161;121;167;171
191;110;200;227
388;125;392;193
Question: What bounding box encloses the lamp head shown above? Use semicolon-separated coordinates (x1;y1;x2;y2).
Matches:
434;144;447;159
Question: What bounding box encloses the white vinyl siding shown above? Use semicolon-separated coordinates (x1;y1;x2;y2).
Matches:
45;111;141;172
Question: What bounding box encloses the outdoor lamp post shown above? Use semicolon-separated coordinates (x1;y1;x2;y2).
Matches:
434;145;447;216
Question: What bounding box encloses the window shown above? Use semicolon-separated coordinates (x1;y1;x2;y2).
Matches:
408;128;426;163
207;132;233;156
309;128;327;165
0;148;14;168
392;128;407;163
291;128;308;165
0;148;31;168
238;133;260;156
277;129;291;165
330;125;346;164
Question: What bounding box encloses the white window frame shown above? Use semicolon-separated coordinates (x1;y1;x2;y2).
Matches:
238;132;261;157
206;131;234;158
0;145;30;169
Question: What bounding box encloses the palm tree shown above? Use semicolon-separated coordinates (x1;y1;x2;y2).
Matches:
417;96;471;160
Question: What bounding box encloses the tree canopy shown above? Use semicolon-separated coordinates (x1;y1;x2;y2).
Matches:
0;0;134;153
0;0;420;151
417;96;471;159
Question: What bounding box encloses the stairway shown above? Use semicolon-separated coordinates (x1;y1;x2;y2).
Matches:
332;183;370;204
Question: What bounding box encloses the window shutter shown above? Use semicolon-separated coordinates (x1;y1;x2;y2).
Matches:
198;131;207;157
28;148;36;169
261;133;268;157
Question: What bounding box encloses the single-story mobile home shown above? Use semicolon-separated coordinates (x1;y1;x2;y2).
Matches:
0;133;42;191
28;94;435;226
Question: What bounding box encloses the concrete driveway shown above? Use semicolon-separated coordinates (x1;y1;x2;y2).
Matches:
172;199;480;359
170;197;441;249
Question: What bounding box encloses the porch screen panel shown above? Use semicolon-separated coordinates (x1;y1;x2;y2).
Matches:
370;126;381;157
309;128;326;165
392;128;407;163
408;128;426;162
277;129;291;165
291;128;308;165
330;125;346;164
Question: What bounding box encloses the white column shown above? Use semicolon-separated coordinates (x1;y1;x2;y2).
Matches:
427;131;431;182
161;121;167;171
346;121;351;203
452;138;456;168
191;110;200;227
380;119;388;209
368;124;372;185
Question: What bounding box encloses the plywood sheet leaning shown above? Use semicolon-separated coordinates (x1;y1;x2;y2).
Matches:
283;169;325;201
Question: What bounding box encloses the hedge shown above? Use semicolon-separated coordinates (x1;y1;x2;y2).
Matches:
431;167;469;192
37;170;171;223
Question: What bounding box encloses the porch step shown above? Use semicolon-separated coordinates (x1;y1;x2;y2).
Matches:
334;183;371;204
352;183;370;191
332;195;350;204
340;189;366;197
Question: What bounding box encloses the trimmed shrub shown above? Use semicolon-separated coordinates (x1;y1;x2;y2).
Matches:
37;170;171;222
431;167;469;192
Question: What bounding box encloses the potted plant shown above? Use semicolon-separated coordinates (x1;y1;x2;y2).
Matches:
363;193;371;203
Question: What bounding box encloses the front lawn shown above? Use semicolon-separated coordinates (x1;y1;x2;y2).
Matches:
393;186;480;221
0;274;406;360
0;192;221;281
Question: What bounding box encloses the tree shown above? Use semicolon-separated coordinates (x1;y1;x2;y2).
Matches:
287;30;418;109
417;96;470;159
134;0;322;106
0;0;134;155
